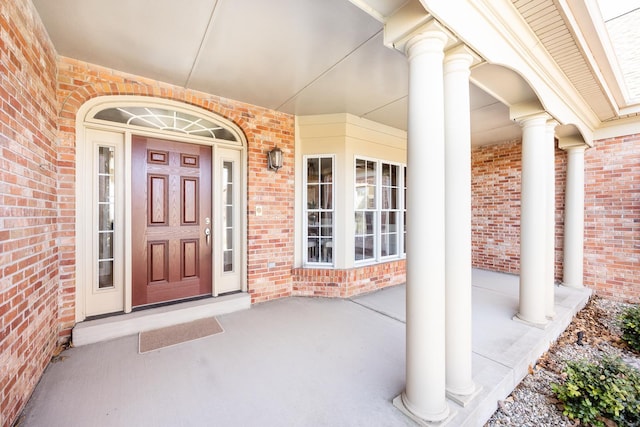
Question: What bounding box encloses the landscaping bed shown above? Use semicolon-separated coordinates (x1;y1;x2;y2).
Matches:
486;296;640;427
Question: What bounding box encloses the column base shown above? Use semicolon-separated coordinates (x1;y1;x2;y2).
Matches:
561;281;584;289
446;384;482;407
513;314;550;330
393;394;456;426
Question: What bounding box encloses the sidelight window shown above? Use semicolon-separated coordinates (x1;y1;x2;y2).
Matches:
304;156;334;265
97;146;116;289
222;161;235;272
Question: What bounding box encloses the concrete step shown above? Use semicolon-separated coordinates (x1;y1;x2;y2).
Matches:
72;293;251;346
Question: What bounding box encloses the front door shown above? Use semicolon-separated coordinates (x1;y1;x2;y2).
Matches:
131;135;212;307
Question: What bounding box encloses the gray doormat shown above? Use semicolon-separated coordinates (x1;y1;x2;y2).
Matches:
139;317;223;353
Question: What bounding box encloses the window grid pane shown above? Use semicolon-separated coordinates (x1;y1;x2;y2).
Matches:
97;146;115;289
223;161;234;272
354;158;405;263
94;107;238;142
354;159;377;261
381;163;400;258
403;166;407;255
306;156;333;264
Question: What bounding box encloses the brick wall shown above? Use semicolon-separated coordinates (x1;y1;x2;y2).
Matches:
472;135;640;302
0;0;59;425
471;140;522;275
292;260;406;298
584;134;640;302
55;57;296;329
471;140;567;282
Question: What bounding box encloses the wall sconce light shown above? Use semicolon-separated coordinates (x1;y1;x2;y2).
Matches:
267;146;283;172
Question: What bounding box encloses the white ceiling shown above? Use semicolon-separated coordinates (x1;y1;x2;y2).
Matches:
32;0;522;146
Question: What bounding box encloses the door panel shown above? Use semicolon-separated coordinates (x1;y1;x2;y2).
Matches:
132;136;212;307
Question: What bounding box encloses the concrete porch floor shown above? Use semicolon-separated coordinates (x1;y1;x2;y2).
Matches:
20;269;590;427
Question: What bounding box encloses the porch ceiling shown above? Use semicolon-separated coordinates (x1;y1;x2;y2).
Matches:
36;0;598;146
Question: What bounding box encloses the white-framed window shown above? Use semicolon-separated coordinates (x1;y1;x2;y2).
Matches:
354;157;406;263
96;145;117;289
354;159;377;261
304;155;334;265
403;166;407;254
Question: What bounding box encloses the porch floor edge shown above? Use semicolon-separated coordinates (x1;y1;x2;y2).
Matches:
72;293;251;347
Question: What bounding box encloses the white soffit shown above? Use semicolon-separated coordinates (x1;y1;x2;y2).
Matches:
602;7;640;103
33;0;218;87
33;0;521;145
187;0;383;111
512;0;617;121
277;32;408;118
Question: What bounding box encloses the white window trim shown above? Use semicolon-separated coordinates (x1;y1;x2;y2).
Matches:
75;96;248;321
354;156;406;266
303;154;335;267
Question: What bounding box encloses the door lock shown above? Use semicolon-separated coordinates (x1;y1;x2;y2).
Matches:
205;227;211;245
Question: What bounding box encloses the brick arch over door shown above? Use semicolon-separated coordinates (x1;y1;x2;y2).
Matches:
56;57;296;339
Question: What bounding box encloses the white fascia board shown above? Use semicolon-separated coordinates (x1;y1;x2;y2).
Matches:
420;0;599;140
559;0;622;114
594;116;640;140
347;0;386;23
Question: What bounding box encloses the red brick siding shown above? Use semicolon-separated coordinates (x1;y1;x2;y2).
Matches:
584;134;640;302
471;140;567;282
554;149;568;281
471;140;522;275
0;0;59;425
55;57;295;330
292;260;406;298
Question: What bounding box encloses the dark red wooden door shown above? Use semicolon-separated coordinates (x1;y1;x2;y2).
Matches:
131;136;212;307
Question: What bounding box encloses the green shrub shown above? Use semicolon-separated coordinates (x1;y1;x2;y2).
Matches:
552;356;640;426
620;304;640;352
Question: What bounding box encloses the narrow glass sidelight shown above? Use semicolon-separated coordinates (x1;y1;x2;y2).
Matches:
305;156;334;265
97;146;116;289
222;161;234;272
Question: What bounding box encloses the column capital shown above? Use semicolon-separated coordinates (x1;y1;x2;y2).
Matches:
545;120;559;146
444;44;482;69
515;112;551;127
404;28;450;60
384;0;456;55
558;135;589;151
546;119;559;129
509;102;550;125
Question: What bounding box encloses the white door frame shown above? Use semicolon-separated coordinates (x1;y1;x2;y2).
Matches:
75;96;248;321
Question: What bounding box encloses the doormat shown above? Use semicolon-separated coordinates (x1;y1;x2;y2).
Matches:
139;317;223;354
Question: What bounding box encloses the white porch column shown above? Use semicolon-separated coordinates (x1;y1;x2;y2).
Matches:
401;29;450;422
560;142;587;288
517;114;550;327
544;121;558;318
444;47;477;399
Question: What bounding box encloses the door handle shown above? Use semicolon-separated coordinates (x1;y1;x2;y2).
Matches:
205;227;211;245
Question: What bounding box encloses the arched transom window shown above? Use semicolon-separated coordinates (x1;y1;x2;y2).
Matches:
93;106;239;142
